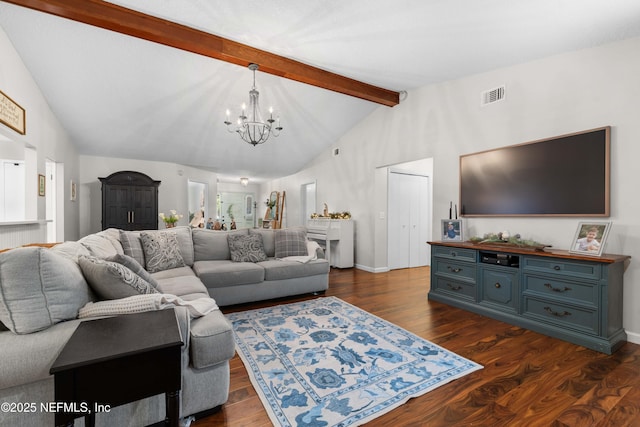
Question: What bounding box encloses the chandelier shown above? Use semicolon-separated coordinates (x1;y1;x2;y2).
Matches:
224;63;283;146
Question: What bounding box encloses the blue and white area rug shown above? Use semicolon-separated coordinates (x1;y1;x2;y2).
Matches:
227;297;482;426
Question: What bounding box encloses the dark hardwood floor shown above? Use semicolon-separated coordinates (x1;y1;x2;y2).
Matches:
197;267;640;426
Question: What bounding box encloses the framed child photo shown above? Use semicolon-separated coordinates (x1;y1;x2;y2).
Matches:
442;219;463;242
569;221;611;257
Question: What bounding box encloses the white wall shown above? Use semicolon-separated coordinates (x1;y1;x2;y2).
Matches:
78;155;218;236
266;36;640;343
0;26;81;239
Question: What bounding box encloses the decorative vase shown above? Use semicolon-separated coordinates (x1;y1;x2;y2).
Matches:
165;223;176;228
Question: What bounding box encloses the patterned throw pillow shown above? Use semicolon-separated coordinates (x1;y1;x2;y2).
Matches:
140;231;186;273
107;253;160;289
78;256;158;300
274;229;308;258
228;233;268;262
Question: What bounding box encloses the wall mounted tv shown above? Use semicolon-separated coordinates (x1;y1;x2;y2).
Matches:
460;126;610;217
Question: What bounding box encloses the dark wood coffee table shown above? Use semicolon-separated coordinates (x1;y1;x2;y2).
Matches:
50;309;183;427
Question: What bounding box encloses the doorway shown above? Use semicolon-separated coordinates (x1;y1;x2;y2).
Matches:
387;171;430;270
45;159;57;242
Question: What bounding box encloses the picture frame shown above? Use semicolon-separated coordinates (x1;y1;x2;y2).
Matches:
38;174;45;197
569;221;611;257
70;180;77;201
0;90;26;135
441;219;463;241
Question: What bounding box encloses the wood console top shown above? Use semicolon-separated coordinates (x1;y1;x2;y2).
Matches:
428;241;630;264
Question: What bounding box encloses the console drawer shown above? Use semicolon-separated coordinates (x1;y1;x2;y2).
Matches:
433;258;476;282
523;296;598;335
522;257;601;281
432;246;476;263
523;274;598;307
432;276;476;301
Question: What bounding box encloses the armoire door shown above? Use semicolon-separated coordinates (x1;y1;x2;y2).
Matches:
130;186;158;230
102;185;132;230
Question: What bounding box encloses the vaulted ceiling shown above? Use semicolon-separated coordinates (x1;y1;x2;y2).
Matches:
1;0;639;182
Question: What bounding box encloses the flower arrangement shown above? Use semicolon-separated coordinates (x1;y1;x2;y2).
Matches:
159;210;183;227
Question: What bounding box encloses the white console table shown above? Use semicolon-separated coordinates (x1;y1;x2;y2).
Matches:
307;219;354;268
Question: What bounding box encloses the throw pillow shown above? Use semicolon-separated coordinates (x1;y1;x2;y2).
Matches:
119;230;145;267
140;231;186;273
78;256;158;300
274;229;308;258
107;253;160;289
228;233;268;262
0;247;92;334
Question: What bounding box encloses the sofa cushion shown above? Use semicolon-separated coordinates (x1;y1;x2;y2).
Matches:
0;247;92;334
258;258;330;281
155;275;210;301
228;233;268;263
51;240;91;260
78;233;119;259
140;231;186;273
274;228;308;258
151;265;196;280
120;230;146;266
97;228;125;255
189;309;236;369
79;256;159;300
107;253;160;289
193;260;265;288
0;318;82;388
192;228;248;261
249;228;275;257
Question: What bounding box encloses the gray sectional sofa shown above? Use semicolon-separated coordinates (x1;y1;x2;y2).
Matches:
0;225;329;426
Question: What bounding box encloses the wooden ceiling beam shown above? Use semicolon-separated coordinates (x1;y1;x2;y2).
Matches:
4;0;400;107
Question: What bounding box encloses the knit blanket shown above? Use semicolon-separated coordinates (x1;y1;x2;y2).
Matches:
79;293;218;319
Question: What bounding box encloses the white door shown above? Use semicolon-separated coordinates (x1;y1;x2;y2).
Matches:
388;171;430;270
1;161;25;221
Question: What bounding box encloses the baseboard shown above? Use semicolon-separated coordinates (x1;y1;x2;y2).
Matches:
354;264;390;273
626;330;640;345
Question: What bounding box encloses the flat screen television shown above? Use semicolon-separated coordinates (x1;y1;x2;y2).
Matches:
460;126;610;217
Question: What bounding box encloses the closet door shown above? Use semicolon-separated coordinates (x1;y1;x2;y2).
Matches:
388;172;430;270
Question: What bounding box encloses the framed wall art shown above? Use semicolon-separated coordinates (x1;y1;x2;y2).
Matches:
0;90;26;135
38;174;45;197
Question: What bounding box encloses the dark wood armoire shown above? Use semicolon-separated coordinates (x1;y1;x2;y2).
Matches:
99;171;160;230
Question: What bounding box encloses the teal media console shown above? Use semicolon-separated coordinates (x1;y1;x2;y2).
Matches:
428;241;630;354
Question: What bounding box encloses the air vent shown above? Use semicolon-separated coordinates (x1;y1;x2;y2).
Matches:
481;86;505;106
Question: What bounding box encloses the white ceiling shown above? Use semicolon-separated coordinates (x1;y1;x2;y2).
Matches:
1;0;640;182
